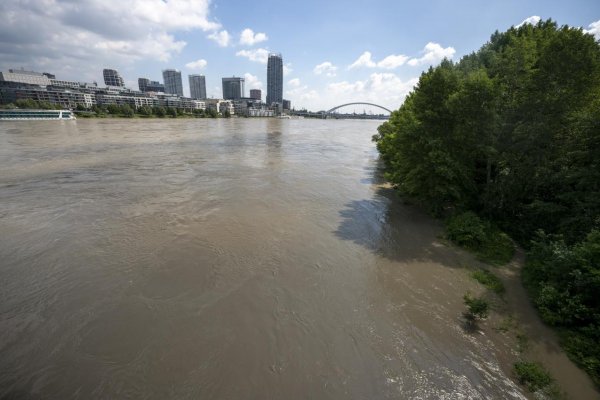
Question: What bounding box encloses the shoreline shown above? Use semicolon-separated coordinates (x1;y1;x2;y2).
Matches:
452;245;599;399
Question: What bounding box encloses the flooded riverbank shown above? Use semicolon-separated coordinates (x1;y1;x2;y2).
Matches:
0;119;594;398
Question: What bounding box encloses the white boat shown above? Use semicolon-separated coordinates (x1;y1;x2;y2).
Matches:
0;109;76;120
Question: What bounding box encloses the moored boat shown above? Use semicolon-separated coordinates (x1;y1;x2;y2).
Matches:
0;109;76;120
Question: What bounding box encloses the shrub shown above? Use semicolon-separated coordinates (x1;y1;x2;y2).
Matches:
446;212;487;247
463;293;489;320
446;212;514;265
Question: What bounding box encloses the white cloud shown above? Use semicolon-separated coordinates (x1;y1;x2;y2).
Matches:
313;61;337;77
407;42;455;66
584;20;600;40
208;30;231;47
283;63;293;76
517;15;541;28
185;58;207;70
0;0;220;82
239;28;268;46
236;48;269;64
285;72;418;112
288;78;301;87
128;0;220;31
348;51;409;70
348;51;376;69
94;32;186;62
377;54;409;69
244;72;263;90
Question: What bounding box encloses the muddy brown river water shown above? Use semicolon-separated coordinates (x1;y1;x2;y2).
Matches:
0;118;586;399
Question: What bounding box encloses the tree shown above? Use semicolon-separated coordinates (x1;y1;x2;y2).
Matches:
153;106;166;117
137;105;153;116
106;104;120;115
120;104;134;117
166;107;177;118
373;20;600;385
15;98;39;109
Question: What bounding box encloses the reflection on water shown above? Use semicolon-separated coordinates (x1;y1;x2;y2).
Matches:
0;119;526;399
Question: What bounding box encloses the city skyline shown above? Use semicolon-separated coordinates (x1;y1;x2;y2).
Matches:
0;0;598;111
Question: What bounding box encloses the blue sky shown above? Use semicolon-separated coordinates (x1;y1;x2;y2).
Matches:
0;0;598;111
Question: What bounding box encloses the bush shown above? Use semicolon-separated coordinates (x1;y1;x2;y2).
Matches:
446;212;514;265
446;211;488;248
471;269;505;295
463;293;489;320
513;361;554;393
523;229;600;386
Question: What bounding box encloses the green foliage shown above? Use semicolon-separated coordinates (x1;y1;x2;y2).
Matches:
153;106;166;117
446;212;488;247
446;212;514;265
375;22;600;384
513;361;554;393
192;108;205;117
137;105;153;116
120;104;134;117
166;107;177;118
16;98;39;109
106;104;120;115
523;230;600;385
463;293;489;320
471;269;505;295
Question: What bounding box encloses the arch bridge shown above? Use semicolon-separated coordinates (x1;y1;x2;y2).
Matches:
326;102;393;115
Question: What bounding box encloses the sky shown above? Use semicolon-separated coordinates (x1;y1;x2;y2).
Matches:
0;0;599;112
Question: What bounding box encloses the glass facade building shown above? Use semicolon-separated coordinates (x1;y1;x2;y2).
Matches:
267;53;283;105
189;75;207;99
222;77;245;100
162;69;183;96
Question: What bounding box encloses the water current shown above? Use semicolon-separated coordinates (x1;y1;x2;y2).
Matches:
0;118;531;399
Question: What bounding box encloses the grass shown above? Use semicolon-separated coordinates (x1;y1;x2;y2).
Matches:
471;269;505;296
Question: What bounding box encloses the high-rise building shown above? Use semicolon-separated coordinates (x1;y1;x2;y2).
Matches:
222;77;245;100
267;53;283;105
189;75;207;99
103;68;124;87
138;78;150;92
250;89;261;101
162;69;183;96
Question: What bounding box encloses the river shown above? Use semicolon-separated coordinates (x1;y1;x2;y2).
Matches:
0;118;535;399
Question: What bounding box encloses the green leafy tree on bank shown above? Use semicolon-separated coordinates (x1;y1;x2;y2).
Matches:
153;106;166;117
373;20;600;385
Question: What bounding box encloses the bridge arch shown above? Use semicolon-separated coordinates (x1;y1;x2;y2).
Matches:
326;102;393;114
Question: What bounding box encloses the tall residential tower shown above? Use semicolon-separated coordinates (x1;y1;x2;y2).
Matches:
189;75;207;99
162;69;183;96
266;53;283;105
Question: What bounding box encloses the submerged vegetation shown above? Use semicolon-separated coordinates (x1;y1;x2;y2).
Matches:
373;20;600;385
471;269;505;296
514;361;561;398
